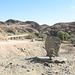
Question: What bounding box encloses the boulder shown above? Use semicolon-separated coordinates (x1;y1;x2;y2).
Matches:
45;32;61;59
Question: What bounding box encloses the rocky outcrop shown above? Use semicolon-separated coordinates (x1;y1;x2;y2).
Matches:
41;24;49;29
24;21;42;31
25;27;39;33
0;21;7;25
5;19;21;25
41;22;75;36
45;32;61;59
1;27;18;34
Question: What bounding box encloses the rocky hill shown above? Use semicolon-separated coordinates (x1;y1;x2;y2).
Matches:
0;21;7;25
41;24;49;29
0;19;42;35
0;19;75;36
41;22;75;36
5;19;42;31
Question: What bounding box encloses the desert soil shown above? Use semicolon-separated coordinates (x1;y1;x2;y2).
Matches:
0;40;75;75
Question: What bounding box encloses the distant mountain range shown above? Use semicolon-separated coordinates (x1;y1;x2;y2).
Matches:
42;22;75;35
0;19;75;35
0;19;43;34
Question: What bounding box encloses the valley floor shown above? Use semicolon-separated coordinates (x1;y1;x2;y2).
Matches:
0;40;75;75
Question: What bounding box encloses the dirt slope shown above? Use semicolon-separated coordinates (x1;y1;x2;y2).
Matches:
0;40;75;75
0;28;7;41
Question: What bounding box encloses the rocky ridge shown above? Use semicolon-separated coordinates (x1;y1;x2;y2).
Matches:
0;19;75;35
41;22;75;36
0;19;42;34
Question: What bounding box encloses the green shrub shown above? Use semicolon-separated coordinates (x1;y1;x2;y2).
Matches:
68;34;75;44
25;33;36;39
7;33;14;36
38;33;47;40
15;32;22;35
56;31;70;41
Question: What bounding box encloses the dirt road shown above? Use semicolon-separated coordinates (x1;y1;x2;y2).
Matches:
0;40;30;45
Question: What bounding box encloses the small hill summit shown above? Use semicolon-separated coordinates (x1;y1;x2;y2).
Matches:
41;22;75;36
5;19;21;25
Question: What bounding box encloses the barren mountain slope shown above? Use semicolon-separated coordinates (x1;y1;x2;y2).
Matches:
41;22;75;36
0;19;42;34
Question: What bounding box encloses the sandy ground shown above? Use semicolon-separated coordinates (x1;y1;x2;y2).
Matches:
0;40;75;75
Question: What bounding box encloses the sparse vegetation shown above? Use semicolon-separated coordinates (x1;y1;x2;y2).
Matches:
25;33;36;39
15;32;22;35
56;31;70;41
68;34;75;46
38;33;47;40
7;33;14;36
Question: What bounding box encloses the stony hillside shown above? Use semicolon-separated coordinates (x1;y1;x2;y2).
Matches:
0;28;7;41
41;22;75;36
5;19;42;31
41;24;49;29
0;19;75;35
0;21;7;25
0;19;42;35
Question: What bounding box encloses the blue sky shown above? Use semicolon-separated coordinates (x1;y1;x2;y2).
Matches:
0;0;75;25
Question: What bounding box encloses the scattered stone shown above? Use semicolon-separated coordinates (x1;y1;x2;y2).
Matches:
9;62;12;65
32;68;34;70
21;65;26;69
58;64;63;66
36;56;66;63
43;62;50;67
55;72;59;74
16;64;19;66
26;70;30;72
42;73;45;75
20;48;25;52
5;65;9;68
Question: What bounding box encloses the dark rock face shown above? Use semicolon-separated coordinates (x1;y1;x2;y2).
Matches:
5;19;21;25
41;22;75;36
0;21;7;25
25;21;42;31
1;27;18;34
25;27;39;33
41;24;49;29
